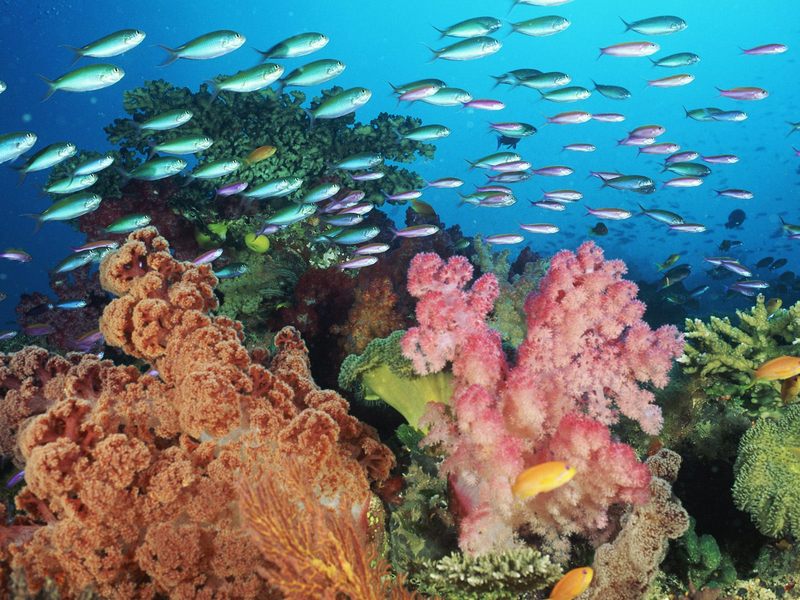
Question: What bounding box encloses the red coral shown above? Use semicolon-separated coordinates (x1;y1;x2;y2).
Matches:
2;227;394;599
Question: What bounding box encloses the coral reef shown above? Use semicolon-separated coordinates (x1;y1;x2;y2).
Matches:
677;517;738;590
681;295;800;417
733;403;800;539
586;449;690;599
1;227;393;598
403;242;683;555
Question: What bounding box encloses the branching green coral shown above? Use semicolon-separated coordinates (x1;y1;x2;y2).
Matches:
338;331;453;428
733;404;800;539
470;237;547;348
411;548;561;600
677;517;737;589
680;295;800;417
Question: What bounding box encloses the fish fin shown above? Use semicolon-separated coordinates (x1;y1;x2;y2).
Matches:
276;79;286;95
302;107;316;130
157;45;180;67
59;44;84;65
682;105;690;118
619;17;631;32
714;190;722;196
205;79;221;104
389;228;398;241
505;23;518;37
464;159;476;170
432;25;446;38
115;166;131;188
507;0;520;15
422;43;439;62
38;75;56;102
649;57;657;66
597;49;604;60
388;81;400;94
20;214;42;233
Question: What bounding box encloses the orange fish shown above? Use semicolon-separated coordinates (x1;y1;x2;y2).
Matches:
549;567;593;600
512;461;576;500
245;145;276;165
755;356;800;381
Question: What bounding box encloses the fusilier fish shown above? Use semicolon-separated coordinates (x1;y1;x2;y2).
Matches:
401;124;451;141
621;16;687;35
702;154;739;164
510;16;570;37
710;110;748;122
53;249;99;273
390;79;447;95
463;99;505;110
592;81;631;100
64;29;146;62
309;87;371;125
434;17;502;38
742;43;788;55
648;74;694;87
489;122;537;137
428;36;501;61
0;81;6;94
664;162;711;177
0;249;32;262
104;214;151;234
586;207;633;220
485;234;524;245
243;177;303;199
25;192;102;228
125;157;186;181
337;256;378;270
717;86;768;100
324;226;381;245
73;153;115;176
265;203;316;226
209;63;284;96
638;205;683;225
592;113;626;122
599;41;660;58
651;52;700;67
332;152;383;171
257;32;328;60
604;175;655;192
279;59;345;89
546;111;591;124
467;151;521;169
716;189;753;199
670;223;707;233
517;71;571;89
137;109;194;131
390;224;440;238
420;87;472;106
188;159;241;180
13;142;76;181
152;135;213;155
45;173;97;194
40;64;124;100
214;263;249;279
160;30;245;66
302;183;340;203
425;177;464;188
354;243;390;255
540;86;591;102
520;223;559;234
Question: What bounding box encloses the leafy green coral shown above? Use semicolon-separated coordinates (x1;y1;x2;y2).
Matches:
680;295;800;417
733;404;800;539
677;517;737;589
410;548;562;600
338;331;453;428
470;237;547;348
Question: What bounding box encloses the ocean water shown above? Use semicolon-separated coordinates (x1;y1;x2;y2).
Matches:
0;0;798;329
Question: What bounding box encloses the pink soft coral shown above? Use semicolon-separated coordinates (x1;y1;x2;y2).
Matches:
407;242;683;555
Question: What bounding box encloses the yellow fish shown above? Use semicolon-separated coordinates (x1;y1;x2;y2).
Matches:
755;356;800;381
512;461;576;500
245;145;276;164
549;567;593;600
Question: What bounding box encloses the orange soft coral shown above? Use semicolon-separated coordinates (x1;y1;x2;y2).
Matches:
3;227;394;599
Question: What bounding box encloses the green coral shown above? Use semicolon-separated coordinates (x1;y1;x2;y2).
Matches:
338;331;453;428
680;295;800;418
470;236;547;348
677;518;737;589
410;548;562;600
733;404;800;539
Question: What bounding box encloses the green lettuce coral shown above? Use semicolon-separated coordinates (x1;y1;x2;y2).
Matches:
733;403;800;539
680;295;800;417
338;331;453;428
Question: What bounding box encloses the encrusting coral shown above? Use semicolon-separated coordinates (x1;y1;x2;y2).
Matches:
0;227;394;598
402;242;684;556
585;449;690;599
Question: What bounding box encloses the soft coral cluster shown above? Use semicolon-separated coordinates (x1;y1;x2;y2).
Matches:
2;227;394;598
404;242;683;555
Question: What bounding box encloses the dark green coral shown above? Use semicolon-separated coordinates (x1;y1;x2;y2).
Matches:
677;517;737;589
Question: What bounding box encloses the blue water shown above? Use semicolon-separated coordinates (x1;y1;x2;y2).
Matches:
1;0;798;327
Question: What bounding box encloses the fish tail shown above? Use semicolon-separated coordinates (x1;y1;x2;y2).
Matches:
714;189;722;196
276;79;286;95
490;75;504;89
432;25;446;38
20;214;42;234
388;81;400;94
59;44;83;65
115;166;131;188
38;75;56;102
422;43;440;62
205;79;221;104
507;0;520;15
505;23;517;37
464;158;476;170
620;17;631;32
303;107;316;130
157;45;180;67
389;227;398;241
597;48;604;60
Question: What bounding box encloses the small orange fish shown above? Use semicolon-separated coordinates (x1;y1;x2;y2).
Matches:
512;461;576;500
755;356;800;381
245;145;276;165
549;567;593;600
